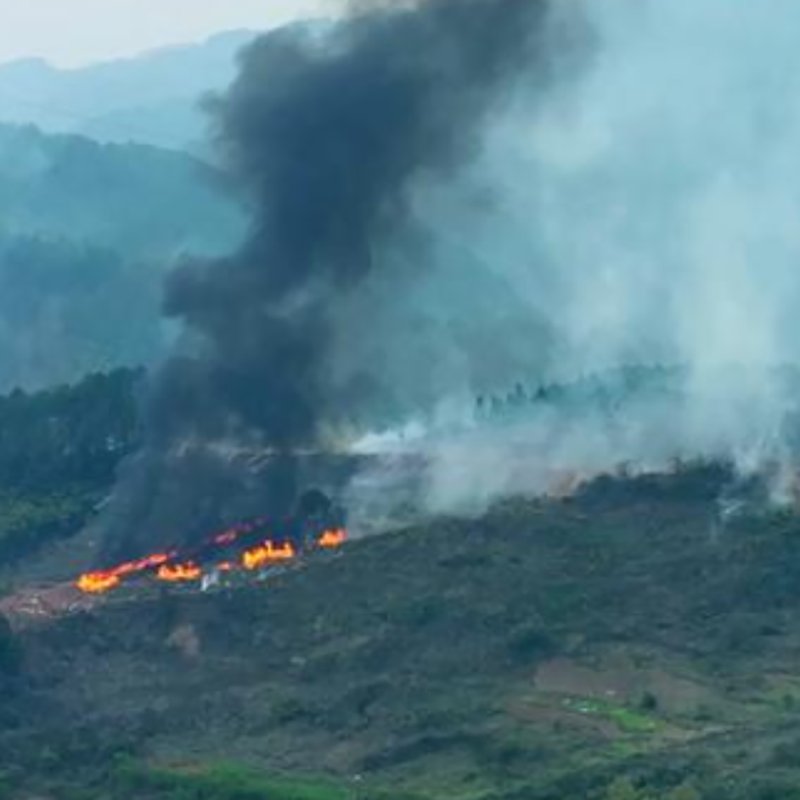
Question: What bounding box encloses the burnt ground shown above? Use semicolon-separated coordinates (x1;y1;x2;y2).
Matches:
4;467;800;798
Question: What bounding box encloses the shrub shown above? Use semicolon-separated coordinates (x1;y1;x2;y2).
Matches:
507;624;555;662
114;761;351;800
639;691;659;712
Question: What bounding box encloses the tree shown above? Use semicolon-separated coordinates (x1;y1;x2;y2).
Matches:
0;614;20;675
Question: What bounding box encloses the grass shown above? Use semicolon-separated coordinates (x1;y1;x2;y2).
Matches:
112;761;434;800
562;697;660;735
115;761;353;800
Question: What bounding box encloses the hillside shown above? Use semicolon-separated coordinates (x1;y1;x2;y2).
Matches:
0;124;243;390
2;467;800;799
0;124;242;257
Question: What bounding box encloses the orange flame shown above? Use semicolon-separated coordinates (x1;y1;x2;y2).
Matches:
114;552;175;578
75;516;350;595
157;562;203;583
242;540;296;571
76;551;176;594
318;529;348;549
77;572;122;594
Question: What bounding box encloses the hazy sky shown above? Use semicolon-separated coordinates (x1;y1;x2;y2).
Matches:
0;0;334;67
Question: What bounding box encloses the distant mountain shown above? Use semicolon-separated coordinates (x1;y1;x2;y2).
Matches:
0;123;244;391
0;30;258;151
0;123;243;258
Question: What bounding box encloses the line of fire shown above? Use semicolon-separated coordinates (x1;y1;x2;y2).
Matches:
77;489;348;595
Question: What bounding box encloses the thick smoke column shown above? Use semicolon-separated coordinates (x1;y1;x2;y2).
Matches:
102;0;559;556
163;0;545;447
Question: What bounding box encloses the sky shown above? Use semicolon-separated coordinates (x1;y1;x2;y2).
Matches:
0;0;334;67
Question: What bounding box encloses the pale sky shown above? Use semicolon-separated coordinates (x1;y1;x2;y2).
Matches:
0;0;335;67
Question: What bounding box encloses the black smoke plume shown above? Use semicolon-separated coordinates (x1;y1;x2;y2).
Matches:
102;0;558;557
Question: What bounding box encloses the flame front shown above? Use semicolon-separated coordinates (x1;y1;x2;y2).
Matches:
242;541;296;571
318;529;348;549
114;552;175;578
157;562;203;582
76;551;176;595
78;572;122;594
75;516;349;595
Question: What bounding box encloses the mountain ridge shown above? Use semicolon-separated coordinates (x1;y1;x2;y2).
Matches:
0;30;259;150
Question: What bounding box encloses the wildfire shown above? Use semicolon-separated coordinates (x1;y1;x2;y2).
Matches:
77;572;122;594
157;562;203;583
76;551;176;595
113;552;175;577
318;529;348;549
242;541;296;571
156;562;203;583
75;513;349;595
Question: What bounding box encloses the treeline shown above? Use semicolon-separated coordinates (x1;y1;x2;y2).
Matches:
0;368;142;563
476;364;686;421
0;368;142;492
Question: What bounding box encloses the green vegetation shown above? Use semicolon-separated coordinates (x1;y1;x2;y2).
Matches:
603;777;701;800
0;615;20;675
114;762;354;800
0;772;12;800
0;123;241;258
0;368;140;492
0;123;243;390
0;369;140;566
2;454;800;798
101;761;430;800
562;697;660;734
0;491;96;561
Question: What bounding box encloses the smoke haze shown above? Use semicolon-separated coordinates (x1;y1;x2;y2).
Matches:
394;0;800;513
104;0;800;552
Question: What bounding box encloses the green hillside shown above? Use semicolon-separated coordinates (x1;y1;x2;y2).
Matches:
0;123;242;257
2;466;800;799
0;124;243;390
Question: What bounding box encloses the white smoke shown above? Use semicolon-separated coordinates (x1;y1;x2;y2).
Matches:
347;0;800;518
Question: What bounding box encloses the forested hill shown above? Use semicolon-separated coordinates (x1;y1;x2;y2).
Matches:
0;124;244;391
0;236;164;390
0;368;141;493
0;369;141;566
0;123;242;257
